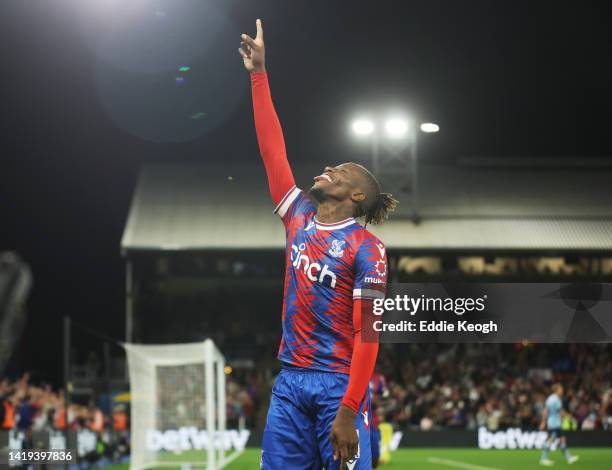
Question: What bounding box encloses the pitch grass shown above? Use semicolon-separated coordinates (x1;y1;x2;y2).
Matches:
104;447;612;469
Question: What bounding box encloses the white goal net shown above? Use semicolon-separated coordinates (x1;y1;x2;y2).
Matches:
125;340;245;470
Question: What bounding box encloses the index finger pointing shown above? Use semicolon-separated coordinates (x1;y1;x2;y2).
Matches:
256;18;264;40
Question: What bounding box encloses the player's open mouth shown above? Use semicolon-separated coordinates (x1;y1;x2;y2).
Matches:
314;173;333;183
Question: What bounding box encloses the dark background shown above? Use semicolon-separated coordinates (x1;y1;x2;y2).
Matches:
1;0;611;384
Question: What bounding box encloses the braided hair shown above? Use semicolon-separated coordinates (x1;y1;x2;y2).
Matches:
350;163;399;226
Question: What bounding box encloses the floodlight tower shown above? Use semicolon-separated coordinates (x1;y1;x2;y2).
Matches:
350;116;439;223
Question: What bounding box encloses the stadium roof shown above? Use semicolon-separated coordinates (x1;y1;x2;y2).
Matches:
121;162;612;253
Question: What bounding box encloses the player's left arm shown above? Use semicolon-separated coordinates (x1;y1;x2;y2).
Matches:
331;299;379;467
331;239;387;468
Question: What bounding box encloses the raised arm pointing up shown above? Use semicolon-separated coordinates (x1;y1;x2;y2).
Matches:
240;19;296;208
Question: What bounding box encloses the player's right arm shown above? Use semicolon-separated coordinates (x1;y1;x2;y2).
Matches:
239;19;296;208
540;406;548;431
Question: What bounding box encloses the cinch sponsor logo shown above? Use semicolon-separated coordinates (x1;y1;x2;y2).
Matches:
146;427;250;452
291;243;337;288
478;427;548;450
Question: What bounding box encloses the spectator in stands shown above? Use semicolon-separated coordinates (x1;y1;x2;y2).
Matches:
1;395;16;429
16;395;33;430
90;403;105;432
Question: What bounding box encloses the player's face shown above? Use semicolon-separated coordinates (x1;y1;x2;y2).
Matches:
309;163;360;202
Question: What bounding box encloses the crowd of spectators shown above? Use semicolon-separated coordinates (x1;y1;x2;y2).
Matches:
2;344;611;434
0;373;127;432
372;343;612;431
0;370;262;434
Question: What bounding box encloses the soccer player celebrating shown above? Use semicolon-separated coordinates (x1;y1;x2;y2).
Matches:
539;383;579;466
239;20;397;470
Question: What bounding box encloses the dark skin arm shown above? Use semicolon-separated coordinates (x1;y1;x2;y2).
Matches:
331;405;359;468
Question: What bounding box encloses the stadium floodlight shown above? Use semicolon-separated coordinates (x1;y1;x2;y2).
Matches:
385;118;408;138
351;119;375;136
420;122;440;133
348;111;438;224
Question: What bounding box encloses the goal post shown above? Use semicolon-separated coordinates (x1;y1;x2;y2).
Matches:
124;340;244;470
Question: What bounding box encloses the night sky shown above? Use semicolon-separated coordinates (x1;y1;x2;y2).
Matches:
1;0;611;384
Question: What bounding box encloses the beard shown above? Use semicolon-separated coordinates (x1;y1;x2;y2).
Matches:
308;184;326;203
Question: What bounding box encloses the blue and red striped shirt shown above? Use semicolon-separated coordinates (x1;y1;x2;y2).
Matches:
275;187;387;374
